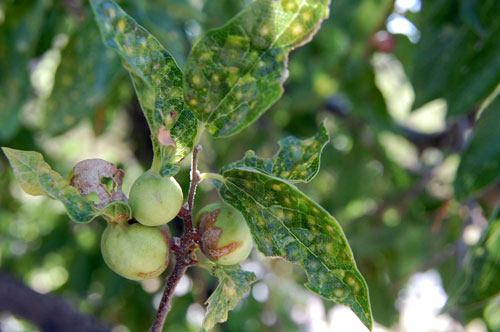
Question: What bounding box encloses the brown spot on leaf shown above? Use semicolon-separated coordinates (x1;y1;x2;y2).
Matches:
158;126;177;148
70;158;126;208
198;209;242;262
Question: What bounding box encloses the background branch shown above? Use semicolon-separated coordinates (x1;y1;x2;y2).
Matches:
0;269;110;332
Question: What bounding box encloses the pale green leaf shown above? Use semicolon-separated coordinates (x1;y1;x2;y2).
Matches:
217;168;373;330
222;122;329;182
184;0;330;137
2;147;95;223
90;0;198;175
201;264;256;331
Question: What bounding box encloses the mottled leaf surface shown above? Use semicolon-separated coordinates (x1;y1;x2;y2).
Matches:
455;93;500;199
184;0;330;137
2;148;132;223
448;217;500;307
217;168;373;330
91;0;198;175
42;21;123;135
201;264;256;331
222;122;329;182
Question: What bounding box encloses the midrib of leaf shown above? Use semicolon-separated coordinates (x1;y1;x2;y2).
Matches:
223;169;366;309
205;0;310;126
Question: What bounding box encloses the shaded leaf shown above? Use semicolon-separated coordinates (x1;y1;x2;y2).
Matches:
447;216;500;308
411;0;500;117
201;264;256;331
222;122;329;182
217;168;373;330
184;0;330;137
42;20;124;135
90;0;198;175
455;93;500;199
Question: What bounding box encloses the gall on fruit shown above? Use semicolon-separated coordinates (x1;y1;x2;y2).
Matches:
101;222;170;280
128;170;183;226
195;203;253;265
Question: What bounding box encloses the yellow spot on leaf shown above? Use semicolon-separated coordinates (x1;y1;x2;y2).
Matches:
117;20;126;33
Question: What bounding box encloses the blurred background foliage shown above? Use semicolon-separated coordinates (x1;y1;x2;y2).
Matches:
1;0;500;331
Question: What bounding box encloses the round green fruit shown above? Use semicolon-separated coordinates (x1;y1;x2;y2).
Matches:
195;203;253;265
101;222;169;280
129;171;183;226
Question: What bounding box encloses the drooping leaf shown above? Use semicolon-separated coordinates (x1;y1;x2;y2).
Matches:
222;122;329;183
42;20;124;135
217;168;373;330
447;217;500;308
184;0;330;137
455;93;500;199
410;0;500;117
200;264;256;331
2;148;132;223
90;0;198;175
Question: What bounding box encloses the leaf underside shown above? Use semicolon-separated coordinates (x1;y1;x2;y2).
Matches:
217;168;373;330
202;264;256;331
90;0;198;175
184;0;330;137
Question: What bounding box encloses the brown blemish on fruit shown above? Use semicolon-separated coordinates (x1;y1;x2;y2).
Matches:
137;260;168;278
198;209;241;262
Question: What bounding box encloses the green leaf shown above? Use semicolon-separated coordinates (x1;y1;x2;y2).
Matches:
2;147;95;223
222;122;329;182
217;168;373;330
184;0;330;137
90;0;198;175
42;20;124;135
455;93;500;199
447;216;500;308
411;0;500;117
2;148;132;223
201;264;256;331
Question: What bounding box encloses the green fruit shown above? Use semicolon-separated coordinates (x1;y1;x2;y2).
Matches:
101;222;169;280
195;203;253;265
129;171;183;226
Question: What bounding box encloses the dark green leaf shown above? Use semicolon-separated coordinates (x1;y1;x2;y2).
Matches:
447;217;500;307
42;20;124;135
201;264;256;331
411;0;500;117
90;0;198;175
184;0;330;137
217;168;373;330
455;93;500;199
222;122;329;182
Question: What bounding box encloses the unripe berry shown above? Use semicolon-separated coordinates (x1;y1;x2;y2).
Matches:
129;171;183;226
196;203;252;265
101;222;169;280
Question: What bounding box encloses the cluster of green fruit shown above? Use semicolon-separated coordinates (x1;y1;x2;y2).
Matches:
101;171;253;280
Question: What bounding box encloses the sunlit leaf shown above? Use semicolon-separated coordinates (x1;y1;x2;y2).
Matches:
90;0;198;175
184;0;330;137
455;93;500;199
2;148;132;223
201;264;256;331
222;122;329;182
217;168;373;330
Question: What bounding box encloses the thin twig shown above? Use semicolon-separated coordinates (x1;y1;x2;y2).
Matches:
149;145;203;332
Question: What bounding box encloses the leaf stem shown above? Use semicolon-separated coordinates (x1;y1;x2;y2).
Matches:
149;145;203;332
199;172;225;183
